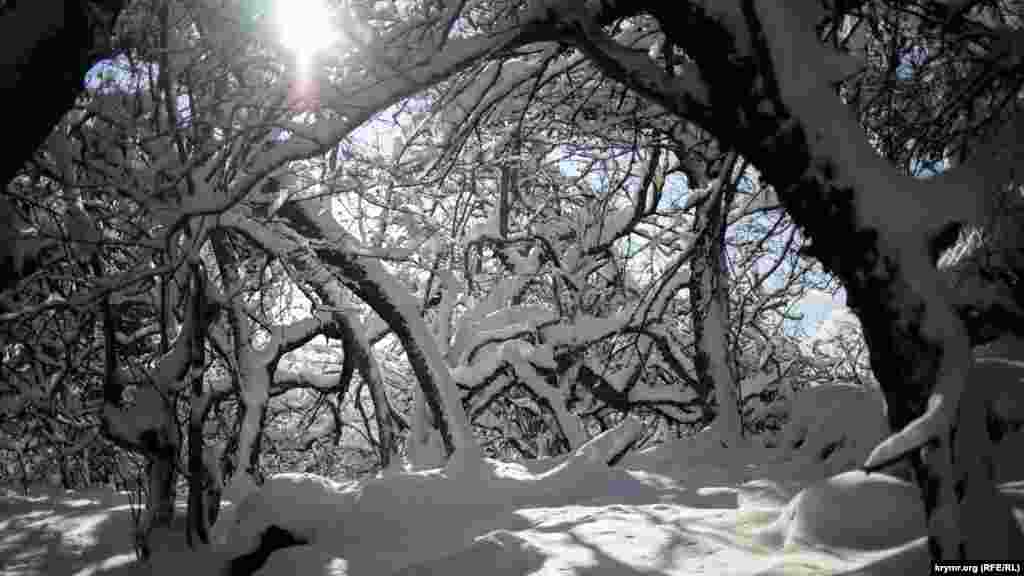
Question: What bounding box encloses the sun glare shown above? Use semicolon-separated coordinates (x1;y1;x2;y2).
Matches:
274;0;338;78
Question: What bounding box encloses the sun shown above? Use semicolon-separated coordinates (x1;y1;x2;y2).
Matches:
273;0;338;80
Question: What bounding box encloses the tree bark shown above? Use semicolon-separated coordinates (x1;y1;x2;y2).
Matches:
690;151;743;447
141;429;178;558
543;0;1024;561
185;264;218;549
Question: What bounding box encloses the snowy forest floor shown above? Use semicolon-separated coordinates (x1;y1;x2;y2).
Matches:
3;385;1024;576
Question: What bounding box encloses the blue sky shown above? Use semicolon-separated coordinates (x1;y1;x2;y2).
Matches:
795;288;850;343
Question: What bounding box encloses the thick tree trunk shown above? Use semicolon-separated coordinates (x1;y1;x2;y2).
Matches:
138;422;179;560
99;291;180;560
234;358;269;481
550;0;1024;561
408;385;445;469
186;395;215;548
211;232;274;497
186;266;206;548
690;151;743;447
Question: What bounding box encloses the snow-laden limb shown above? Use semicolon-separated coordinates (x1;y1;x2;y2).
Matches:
457;308;702;422
542;311;630;347
215;221;399;469
512;357;584;449
220;306;350;487
457;305;558;366
100;280;203;453
452;335;582;450
223;17;537;210
449;286;551;364
864;394;950;473
271;369;346;393
210;231;312;499
546;414;645;471
628;377;699;408
232;201;481;470
465;373;515;424
452;343;507;389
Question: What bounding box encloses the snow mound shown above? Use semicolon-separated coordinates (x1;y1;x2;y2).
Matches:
219;419;659;574
762;383;888;482
254;545;347;576
618;420;754;485
622;383;888;487
207;388;934;576
736;478;802;510
391;530;547;575
751;470;925;551
215;473;356;562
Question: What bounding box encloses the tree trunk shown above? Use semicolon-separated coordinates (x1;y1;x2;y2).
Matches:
335;310;399;469
139;424;179;560
953;336;1024;557
408;384;445;469
561;0;1024;560
186;396;214;548
185;263;215;549
690;151;743;447
234;368;268;482
212;232;273;494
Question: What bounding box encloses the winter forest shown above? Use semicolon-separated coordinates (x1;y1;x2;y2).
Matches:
1;0;1024;574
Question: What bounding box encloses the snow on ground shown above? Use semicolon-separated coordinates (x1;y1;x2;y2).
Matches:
3;382;1023;575
0;487;198;576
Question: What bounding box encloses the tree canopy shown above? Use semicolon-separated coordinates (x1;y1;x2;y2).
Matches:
1;0;1022;563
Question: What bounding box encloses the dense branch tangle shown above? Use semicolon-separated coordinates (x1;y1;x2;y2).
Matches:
5;0;1023;564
